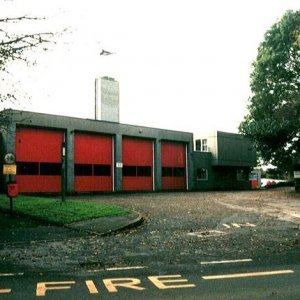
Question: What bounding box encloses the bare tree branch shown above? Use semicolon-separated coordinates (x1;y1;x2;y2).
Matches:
0;13;67;125
0;15;46;23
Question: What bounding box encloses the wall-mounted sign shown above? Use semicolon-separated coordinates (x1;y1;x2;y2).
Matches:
4;153;15;164
116;162;123;168
3;164;17;175
294;171;300;179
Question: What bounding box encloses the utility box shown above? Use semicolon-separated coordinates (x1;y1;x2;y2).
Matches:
249;169;261;189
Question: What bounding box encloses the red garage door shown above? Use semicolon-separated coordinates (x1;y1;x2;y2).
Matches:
74;133;113;192
16;127;64;193
161;141;186;190
122;137;153;191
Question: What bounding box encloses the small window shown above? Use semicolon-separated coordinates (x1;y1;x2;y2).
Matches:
173;167;185;177
137;166;151;177
40;163;61;176
195;139;201;151
201;139;208;152
94;164;111;176
123;166;136;176
75;164;93;176
17;162;39;175
162;167;173;177
237;169;246;181
197;168;208;180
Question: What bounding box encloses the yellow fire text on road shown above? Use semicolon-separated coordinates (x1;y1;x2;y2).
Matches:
3;270;292;296
36;274;195;296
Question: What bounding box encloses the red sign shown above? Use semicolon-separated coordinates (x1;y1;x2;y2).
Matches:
7;183;18;198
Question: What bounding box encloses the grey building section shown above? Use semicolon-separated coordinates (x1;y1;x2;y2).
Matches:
193;131;256;190
66;128;75;193
193;151;213;190
114;134;123;192
208;131;256;166
0;120;17;186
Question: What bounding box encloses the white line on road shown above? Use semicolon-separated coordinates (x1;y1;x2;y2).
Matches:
0;289;11;294
87;266;147;273
106;266;147;271
0;273;24;277
200;259;252;265
202;269;294;280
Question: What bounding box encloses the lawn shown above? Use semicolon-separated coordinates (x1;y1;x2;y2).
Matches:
0;194;129;225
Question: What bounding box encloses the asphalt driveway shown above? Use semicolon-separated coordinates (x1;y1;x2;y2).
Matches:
1;188;300;274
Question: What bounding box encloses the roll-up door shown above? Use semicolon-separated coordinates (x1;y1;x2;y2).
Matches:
74;133;113;192
122;137;153;191
16;127;64;193
161;141;186;190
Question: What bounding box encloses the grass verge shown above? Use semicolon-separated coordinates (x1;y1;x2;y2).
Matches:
0;194;129;226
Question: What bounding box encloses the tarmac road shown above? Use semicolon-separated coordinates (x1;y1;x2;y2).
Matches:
1;257;300;299
1;187;300;299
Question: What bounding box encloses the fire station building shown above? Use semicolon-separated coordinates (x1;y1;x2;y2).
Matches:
0;110;194;193
0;109;256;194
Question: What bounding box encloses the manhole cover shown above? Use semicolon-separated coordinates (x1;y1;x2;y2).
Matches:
188;230;228;238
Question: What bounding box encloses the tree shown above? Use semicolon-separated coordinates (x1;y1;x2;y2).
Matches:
0;15;58;102
239;10;300;172
0;10;66;128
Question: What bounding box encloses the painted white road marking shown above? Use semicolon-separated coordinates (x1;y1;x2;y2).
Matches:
106;266;147;271
200;259;253;265
202;269;294;280
0;289;11;294
87;266;147;273
0;273;24;277
222;222;256;229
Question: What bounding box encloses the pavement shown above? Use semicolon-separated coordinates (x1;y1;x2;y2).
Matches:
0;208;144;247
66;211;144;235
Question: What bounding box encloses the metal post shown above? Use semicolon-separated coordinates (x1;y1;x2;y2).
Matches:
9;197;13;216
61;142;66;202
8;174;13;216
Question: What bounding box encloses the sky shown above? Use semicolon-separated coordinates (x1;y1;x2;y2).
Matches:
1;0;300;136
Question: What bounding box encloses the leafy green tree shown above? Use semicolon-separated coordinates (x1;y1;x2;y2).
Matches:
239;10;300;172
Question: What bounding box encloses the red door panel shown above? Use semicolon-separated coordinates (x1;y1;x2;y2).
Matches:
16;128;63;193
161;142;186;190
74;133;113;192
122;137;153;191
16;128;63;162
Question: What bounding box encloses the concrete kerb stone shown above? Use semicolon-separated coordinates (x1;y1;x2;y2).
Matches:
64;211;144;236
